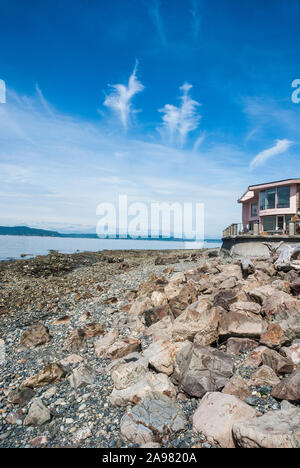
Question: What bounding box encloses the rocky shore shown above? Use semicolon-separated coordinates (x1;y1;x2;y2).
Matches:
0;247;299;448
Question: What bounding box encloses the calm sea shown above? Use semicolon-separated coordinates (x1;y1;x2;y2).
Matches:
0;235;222;261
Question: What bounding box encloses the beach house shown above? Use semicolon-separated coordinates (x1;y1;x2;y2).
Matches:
238;179;300;235
222;179;300;256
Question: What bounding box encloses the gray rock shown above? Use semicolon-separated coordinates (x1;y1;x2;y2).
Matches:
172;343;234;398
23;398;51;426
68;364;94;388
233;407;300;448
120;393;187;444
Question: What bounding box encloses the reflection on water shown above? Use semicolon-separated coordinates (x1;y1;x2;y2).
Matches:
0;235;222;261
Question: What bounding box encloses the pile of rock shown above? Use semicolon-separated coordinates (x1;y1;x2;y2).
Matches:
99;255;300;448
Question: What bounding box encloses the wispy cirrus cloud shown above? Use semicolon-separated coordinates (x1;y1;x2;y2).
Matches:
148;0;166;47
103;61;144;132
249;139;294;170
190;0;201;42
159;82;201;146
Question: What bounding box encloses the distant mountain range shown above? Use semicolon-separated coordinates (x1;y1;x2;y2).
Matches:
0;226;221;242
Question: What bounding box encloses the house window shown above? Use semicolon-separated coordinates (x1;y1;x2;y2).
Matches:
251;202;258;217
260;191;266;210
263;216;276;232
266;189;276;209
277;186;290;208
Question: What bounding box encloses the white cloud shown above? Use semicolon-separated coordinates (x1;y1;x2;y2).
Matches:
159;82;201;146
190;0;201;41
193;132;206;151
148;0;166;47
249;139;294;170
103;61;144;131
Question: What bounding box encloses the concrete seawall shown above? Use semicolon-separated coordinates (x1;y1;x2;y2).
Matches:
222;235;300;258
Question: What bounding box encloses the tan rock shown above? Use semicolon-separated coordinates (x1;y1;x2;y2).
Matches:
110;372;176;406
111;360;148;390
20;323;50;348
249;365;280;387
271;370;300;401
281;341;300;365
145;316;173;342
82;323;105;338
94;330;119;358
63;329;87;352
219;311;267;339
222;374;252;401
230;301;261;316
249;285;277;305
226;337;258;355
21;363;66;389
143;340;188;376
165;282;197;318
262;348;294;375
105;337;141;360
172;299;218;342
243;346;268;368
192;392;256;448
68;365;94;388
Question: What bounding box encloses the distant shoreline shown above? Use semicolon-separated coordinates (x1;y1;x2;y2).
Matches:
0;226;221;243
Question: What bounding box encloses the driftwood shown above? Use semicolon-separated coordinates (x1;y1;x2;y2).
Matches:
274;244;300;271
262;241;284;259
240;258;255;277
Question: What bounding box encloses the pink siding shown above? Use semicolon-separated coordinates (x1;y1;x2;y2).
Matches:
241;183;297;226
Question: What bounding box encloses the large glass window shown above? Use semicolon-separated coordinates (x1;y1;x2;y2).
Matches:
277;186;290;208
251;203;258;217
263;216;276;232
266;189;276;209
260;191;266;210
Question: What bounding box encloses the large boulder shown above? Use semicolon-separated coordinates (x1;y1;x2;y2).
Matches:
281;340;300;365
145;316;173;342
192;392;256;448
104;337;141;360
262;348;294;376
271;370;300;401
143;340;188;376
249;365;280;387
226;337;258;355
229;301;261;316
94;330;119;358
111;359;149;390
172;343;234;398
221;374;252;401
233;407;300;448
219;311;267;340
110;372;176;407
172;299;219;343
164;282;197;318
248;285;277;305
120;393;187;445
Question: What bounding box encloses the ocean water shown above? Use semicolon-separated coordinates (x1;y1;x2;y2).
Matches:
0;235;222;261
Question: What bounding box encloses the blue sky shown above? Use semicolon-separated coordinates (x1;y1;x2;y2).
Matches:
0;0;300;237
